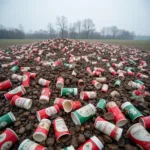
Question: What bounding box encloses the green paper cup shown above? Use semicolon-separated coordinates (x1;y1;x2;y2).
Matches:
0;112;16;130
121;102;143;121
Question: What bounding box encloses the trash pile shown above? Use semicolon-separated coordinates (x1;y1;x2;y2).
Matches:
0;38;150;150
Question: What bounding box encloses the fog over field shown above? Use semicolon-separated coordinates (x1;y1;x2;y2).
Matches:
0;0;150;35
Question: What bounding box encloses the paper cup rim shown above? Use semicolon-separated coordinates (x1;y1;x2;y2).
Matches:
36;112;41;121
25;99;32;109
71;112;81;125
6;128;19;140
33;132;47;142
116;118;128;127
8;79;13;88
62;100;72;113
91;136;104;149
127;123;142;135
57;132;71;143
9;112;16;122
95;82;102;89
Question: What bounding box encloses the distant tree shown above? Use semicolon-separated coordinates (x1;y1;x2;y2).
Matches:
56;16;68;38
69;23;77;39
75;20;82;39
110;26;118;39
82;19;95;39
47;23;56;39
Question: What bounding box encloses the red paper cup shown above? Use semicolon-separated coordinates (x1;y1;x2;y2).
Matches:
22;72;30;87
11;95;32;110
94;117;123;141
33;119;51;142
127;123;150;150
94;67;104;72
56;77;64;89
139;116;150;129
109;67;116;75
36;105;60;121
106;101;127;127
62;100;81;113
0;80;12;91
39;88;51;104
93;71;101;77
53;117;70;143
54;98;67;109
4;85;26;101
92;80;102;89
0;128;18;150
30;73;37;79
101;84;108;93
38;78;50;87
86;67;93;75
77;136;103;150
80;91;97;100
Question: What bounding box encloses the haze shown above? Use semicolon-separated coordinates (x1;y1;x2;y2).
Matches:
0;0;150;35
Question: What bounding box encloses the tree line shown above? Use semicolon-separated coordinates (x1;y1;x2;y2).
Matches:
0;16;135;40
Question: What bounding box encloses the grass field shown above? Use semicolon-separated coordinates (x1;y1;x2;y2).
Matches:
83;39;150;51
0;39;150;51
0;39;42;48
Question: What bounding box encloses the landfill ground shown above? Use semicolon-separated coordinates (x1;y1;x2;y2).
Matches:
0;38;150;150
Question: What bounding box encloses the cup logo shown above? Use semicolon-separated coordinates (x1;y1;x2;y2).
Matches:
39;122;49;130
1;141;12;150
56;120;68;132
131;125;150;141
83;142;92;150
129;108;137;116
23;75;28;81
78;106;94;117
46;107;57;116
0;122;7;128
0;133;6;142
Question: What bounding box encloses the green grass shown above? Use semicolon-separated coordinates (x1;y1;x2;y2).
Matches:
82;39;150;51
0;39;42;48
0;39;150;51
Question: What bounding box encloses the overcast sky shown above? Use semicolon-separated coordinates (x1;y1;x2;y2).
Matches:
0;0;150;35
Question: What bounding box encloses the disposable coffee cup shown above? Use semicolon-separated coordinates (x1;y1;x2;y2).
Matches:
62;100;81;113
0;112;16;130
11;95;32;110
33;119;51;142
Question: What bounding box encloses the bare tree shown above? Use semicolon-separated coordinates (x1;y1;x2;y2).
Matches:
75;20;82;39
56;16;68;38
47;23;55;39
82;19;95;39
110;26;118;39
69;23;77;39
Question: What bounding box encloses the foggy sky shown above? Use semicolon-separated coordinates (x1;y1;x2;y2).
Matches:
0;0;150;35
